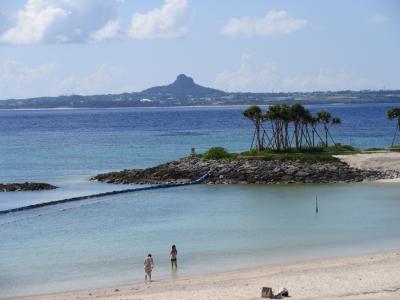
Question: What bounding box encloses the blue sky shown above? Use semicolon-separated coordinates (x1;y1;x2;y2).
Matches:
0;0;399;99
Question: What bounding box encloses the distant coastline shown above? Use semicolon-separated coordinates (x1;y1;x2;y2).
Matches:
1;74;399;109
0;102;385;111
1;98;400;110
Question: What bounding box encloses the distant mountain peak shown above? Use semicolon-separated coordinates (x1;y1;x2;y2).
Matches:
141;74;225;98
174;74;194;86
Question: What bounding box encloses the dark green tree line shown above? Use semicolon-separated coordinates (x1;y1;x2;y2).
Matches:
243;104;341;151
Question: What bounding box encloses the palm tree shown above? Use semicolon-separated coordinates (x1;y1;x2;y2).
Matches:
330;117;341;146
265;104;291;151
265;105;280;150
300;109;313;148
279;104;292;151
387;108;400;147
290;104;307;149
309;114;326;148
317;111;331;147
243;105;264;150
310;116;318;147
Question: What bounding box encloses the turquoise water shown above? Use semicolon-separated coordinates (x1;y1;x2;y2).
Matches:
1;104;400;298
0;103;398;185
1;183;400;298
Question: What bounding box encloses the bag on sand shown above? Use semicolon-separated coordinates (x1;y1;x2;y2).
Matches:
277;287;289;297
272;287;289;299
261;287;289;299
261;287;273;298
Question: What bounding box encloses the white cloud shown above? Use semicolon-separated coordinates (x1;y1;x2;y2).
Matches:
128;0;190;39
214;54;385;92
0;0;191;44
0;0;120;45
221;10;307;37
0;0;69;44
369;13;388;24
0;62;135;99
89;19;121;41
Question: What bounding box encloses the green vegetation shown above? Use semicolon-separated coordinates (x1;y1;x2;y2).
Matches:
200;145;356;163
239;150;341;164
387;108;400;147
243;104;342;152
316;144;355;152
201;147;236;159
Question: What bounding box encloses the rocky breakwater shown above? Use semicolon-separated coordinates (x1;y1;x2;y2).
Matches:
92;157;394;185
0;182;57;192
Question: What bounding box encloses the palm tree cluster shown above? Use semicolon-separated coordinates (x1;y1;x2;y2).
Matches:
243;104;341;151
387;107;400;147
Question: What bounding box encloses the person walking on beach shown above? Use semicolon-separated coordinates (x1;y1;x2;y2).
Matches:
170;245;178;269
144;254;154;282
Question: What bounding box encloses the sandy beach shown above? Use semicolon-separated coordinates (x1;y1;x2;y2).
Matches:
335;152;400;182
8;251;400;300
335;152;400;172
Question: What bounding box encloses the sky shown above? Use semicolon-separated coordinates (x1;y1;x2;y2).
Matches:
0;0;399;99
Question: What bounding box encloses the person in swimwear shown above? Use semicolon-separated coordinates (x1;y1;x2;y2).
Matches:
170;245;177;269
144;253;154;282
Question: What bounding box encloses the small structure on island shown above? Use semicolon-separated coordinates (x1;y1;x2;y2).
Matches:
191;148;197;157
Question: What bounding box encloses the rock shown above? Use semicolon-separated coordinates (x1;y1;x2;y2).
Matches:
0;182;57;192
295;171;310;177
286;167;298;175
91;156;395;185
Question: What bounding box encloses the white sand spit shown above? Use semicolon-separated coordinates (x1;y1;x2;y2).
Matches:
335;152;400;172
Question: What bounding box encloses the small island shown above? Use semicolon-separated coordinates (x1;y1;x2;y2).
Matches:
93;104;400;185
0;182;57;192
92;146;400;185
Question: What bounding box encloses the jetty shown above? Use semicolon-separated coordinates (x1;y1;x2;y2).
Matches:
0;172;209;215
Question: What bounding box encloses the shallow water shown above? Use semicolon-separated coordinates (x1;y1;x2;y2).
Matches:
1;104;400;297
1;182;400;298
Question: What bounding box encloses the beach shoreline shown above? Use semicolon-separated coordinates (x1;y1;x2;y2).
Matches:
6;250;400;300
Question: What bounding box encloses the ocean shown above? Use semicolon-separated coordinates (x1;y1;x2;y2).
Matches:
1;103;400;298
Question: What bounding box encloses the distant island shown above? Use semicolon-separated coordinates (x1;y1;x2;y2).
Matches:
1;74;400;109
